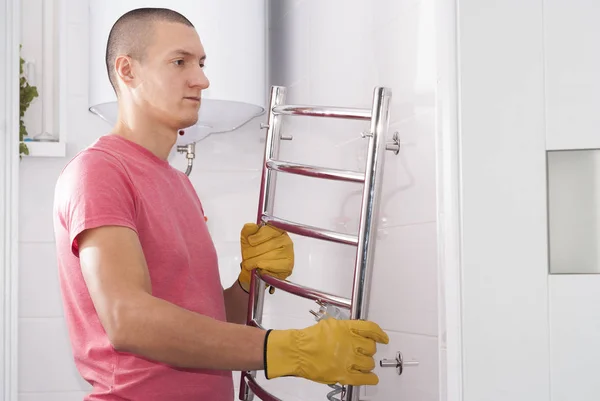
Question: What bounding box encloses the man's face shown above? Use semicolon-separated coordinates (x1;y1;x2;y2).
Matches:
130;21;209;131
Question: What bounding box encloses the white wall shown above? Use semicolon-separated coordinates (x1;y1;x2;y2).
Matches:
17;0;441;400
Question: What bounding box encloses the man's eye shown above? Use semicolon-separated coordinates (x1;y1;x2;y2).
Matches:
200;63;205;69
174;59;184;66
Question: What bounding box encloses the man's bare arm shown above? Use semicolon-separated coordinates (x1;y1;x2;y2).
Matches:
223;281;249;324
78;225;266;371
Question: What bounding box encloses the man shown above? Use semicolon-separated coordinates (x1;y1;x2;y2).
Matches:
53;7;389;401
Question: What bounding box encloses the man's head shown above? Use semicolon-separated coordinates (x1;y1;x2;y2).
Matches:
106;8;209;131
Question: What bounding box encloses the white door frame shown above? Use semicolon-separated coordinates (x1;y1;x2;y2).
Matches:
1;0;21;399
436;0;464;400
438;1;551;400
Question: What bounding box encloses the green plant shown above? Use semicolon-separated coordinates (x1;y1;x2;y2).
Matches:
19;46;39;158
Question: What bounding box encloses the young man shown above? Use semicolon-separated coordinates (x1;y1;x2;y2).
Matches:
53;7;389;401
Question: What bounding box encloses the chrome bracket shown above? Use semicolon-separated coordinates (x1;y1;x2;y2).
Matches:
260;123;293;140
380;351;419;375
361;130;400;155
385;131;400;155
309;300;350;322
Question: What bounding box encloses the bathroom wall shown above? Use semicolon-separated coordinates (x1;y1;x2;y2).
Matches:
17;0;441;400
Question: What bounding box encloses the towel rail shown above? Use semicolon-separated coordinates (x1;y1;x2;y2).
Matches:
272;105;371;120
266;159;365;183
240;85;396;401
261;214;358;246
256;271;352;309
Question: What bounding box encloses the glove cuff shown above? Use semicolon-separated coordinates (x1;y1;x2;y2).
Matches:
263;329;273;379
264;329;299;380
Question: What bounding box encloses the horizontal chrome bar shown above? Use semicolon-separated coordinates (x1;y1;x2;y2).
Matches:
242;372;282;401
256;271;352;309
262;215;358;246
272;105;371;121
266;159;365;183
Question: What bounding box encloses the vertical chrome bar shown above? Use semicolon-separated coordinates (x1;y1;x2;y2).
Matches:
245;270;259;326
239;269;260;401
345;87;392;401
256;85;287;223
241;86;287;401
253;85;286;324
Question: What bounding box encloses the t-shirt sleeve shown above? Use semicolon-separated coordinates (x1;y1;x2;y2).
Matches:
54;149;138;256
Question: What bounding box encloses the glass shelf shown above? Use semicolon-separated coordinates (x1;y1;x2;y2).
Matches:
89;98;265;145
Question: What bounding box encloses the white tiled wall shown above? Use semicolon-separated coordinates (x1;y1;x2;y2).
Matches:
18;0;441;400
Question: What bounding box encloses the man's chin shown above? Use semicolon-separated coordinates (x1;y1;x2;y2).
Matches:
178;116;200;129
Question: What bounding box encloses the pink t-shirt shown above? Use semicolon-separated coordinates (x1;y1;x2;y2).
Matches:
53;134;234;401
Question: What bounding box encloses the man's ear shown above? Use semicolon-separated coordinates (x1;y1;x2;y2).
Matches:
114;55;137;89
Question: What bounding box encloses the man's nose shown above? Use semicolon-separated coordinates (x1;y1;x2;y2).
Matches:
190;67;210;90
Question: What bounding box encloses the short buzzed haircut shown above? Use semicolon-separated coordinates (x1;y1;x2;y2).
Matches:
105;7;194;95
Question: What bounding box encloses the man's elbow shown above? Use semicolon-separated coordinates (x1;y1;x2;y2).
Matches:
102;299;139;352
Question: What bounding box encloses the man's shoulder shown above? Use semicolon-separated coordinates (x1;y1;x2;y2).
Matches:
56;145;129;196
63;143;124;176
54;142;134;212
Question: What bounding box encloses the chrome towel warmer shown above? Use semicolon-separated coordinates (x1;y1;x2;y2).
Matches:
240;85;399;401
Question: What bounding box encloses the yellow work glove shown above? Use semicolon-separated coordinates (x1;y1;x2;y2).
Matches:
264;318;389;386
238;223;294;293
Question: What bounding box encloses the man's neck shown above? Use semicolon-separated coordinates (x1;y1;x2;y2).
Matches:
112;112;177;160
